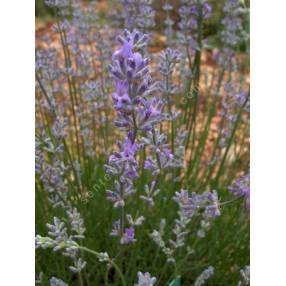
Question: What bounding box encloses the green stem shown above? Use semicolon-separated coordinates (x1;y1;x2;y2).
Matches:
78;246;127;286
220;195;244;207
214;95;249;186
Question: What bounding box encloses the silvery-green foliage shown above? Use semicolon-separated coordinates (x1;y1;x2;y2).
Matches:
237;265;250;286
50;276;69;286
194;266;215;286
134;271;157;286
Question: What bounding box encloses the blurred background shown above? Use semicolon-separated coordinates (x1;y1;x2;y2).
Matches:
36;0;250;52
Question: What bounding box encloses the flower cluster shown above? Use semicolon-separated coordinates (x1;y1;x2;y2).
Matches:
150;189;221;263
118;0;155;31
163;2;175;45
174;189;221;239
221;0;246;47
237;265;250;286
106;29;177;244
228;171;250;209
49;277;68;286
36;213;86;273
35;131;70;209
219;82;249;147
217;0;249;71
178;0;212;53
134;271;157;286
194;266;215;286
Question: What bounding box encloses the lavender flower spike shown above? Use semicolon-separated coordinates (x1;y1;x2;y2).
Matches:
194;266;215;286
106;29;155;244
228;171;250;209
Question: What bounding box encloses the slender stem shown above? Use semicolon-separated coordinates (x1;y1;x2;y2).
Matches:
78;271;84;286
56;18;82;164
131;111;138;144
220;195;244;207
104;265;110;286
78;246;127;286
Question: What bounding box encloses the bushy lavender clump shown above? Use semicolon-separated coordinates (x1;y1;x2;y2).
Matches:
134;272;157;286
194;266;215;286
228;171;250;209
36;0;250;282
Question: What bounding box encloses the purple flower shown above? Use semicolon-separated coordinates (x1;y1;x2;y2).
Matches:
202;2;212;19
117;0;155;31
106;136;139;179
112;41;133;61
112;80;132;113
220;0;247;48
121;227;136;244
135;272;157;286
228;171;250;209
178;0;212;53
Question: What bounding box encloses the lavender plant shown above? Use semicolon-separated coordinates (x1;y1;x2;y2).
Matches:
36;0;249;284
